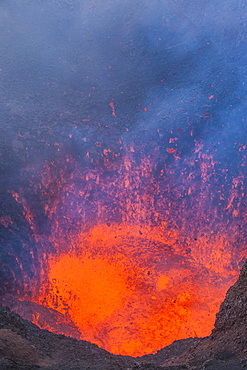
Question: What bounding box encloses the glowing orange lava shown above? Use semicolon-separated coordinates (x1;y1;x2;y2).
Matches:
11;146;246;356
39;223;239;357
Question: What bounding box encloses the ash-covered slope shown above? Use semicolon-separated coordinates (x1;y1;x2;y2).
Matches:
0;295;82;340
211;259;247;356
0;260;247;370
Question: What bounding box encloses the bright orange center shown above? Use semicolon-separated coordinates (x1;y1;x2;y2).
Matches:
39;223;238;357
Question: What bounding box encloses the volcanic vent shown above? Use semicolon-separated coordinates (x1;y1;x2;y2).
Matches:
0;0;247;360
1;145;246;357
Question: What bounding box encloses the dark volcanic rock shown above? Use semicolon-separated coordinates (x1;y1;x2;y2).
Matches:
211;260;247;355
0;357;39;370
162;260;247;369
137;338;201;366
0;305;27;337
0;295;82;339
0;329;40;366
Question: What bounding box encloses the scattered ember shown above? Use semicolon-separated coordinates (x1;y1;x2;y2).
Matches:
12;146;246;357
109;102;117;117
166;148;177;153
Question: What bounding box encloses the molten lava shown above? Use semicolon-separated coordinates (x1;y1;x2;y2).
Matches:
11;146;246;356
38;223;239;356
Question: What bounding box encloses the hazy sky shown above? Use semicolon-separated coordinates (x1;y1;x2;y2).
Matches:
0;0;246;167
